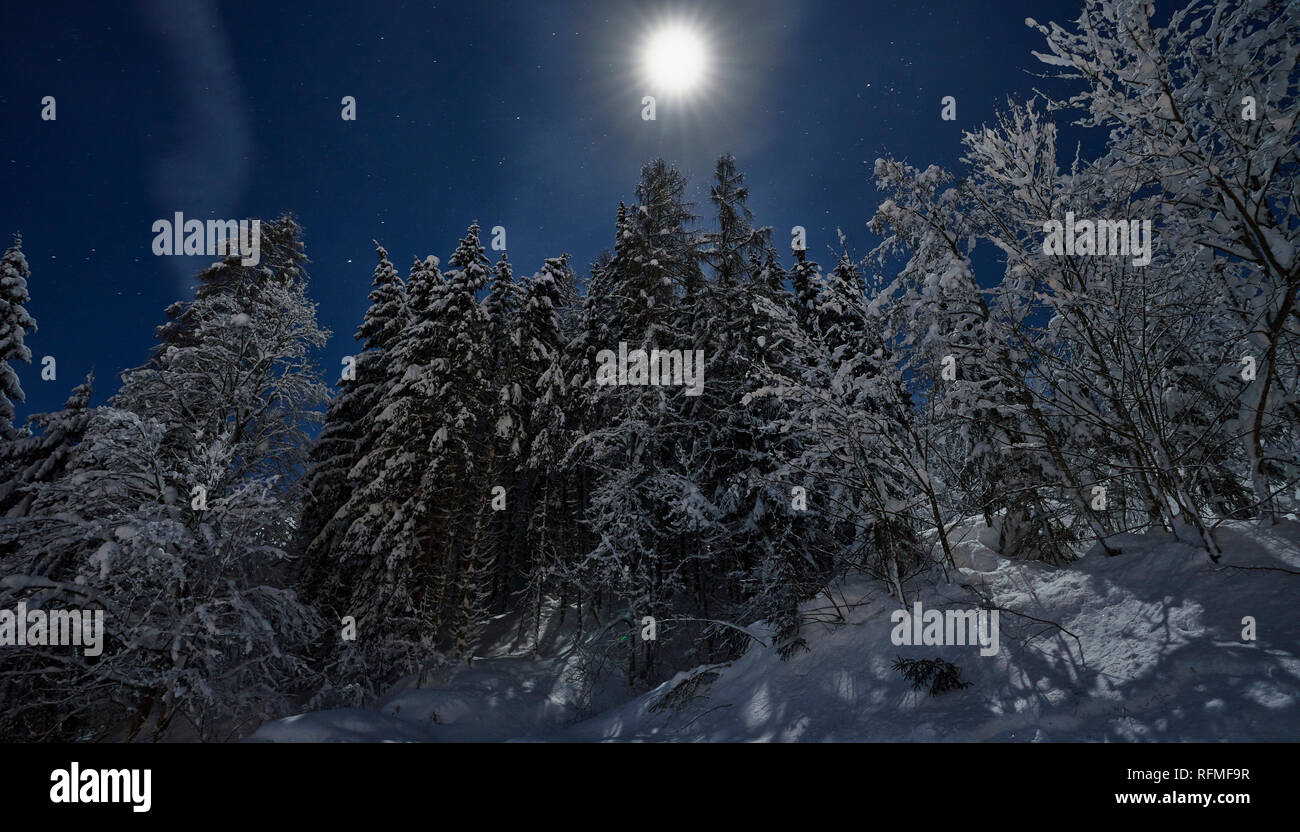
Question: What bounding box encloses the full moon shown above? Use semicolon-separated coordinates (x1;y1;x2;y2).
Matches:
643;25;708;93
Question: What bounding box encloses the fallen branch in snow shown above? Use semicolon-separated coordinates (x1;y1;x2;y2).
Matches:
801;587;885;623
655;617;769;648
1215;564;1300;577
815;584;846;622
953;591;1082;648
650;664;729;715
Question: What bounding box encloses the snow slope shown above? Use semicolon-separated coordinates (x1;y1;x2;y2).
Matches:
253;520;1300;742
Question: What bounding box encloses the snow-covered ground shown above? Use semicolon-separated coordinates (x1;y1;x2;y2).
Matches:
253;519;1300;742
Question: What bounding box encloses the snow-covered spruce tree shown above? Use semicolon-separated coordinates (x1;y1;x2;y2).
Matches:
332;251;449;685
483;252;527;625
825;251;930;581
515;255;574;651
1025;0;1299;523
664;154;756;657
576;159;704;682
299;242;408;618
558;245;620;630
430;225;496;661
755;243;842;599
0;372;93;518
0;215;329;740
788;246;822;336
0;233;37;442
338;224;497;673
749;244;928;604
692;155;824;658
486;253;525;396
563;219;627;480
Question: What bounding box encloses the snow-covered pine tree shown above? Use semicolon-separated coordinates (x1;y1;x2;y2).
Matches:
336;223;498;673
299;242;408;615
515;255;572;650
333;251;449;683
486;253;524;390
749;237;927;604
0;233;37;442
0;215;328;740
0;372;93;518
564;221;626;479
697;155;822;658
556;245;621;631
483;252;528;614
579;159;705;682
429;224;496;660
788;247;822;336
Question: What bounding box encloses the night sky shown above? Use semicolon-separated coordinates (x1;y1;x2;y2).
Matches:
0;0;1088;421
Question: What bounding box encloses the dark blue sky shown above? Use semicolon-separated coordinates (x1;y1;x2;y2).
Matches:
0;0;1089;419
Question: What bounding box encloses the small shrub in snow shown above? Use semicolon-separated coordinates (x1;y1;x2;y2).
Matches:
892;657;971;696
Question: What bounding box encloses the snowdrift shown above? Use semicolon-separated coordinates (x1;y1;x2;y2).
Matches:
254;520;1300;742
